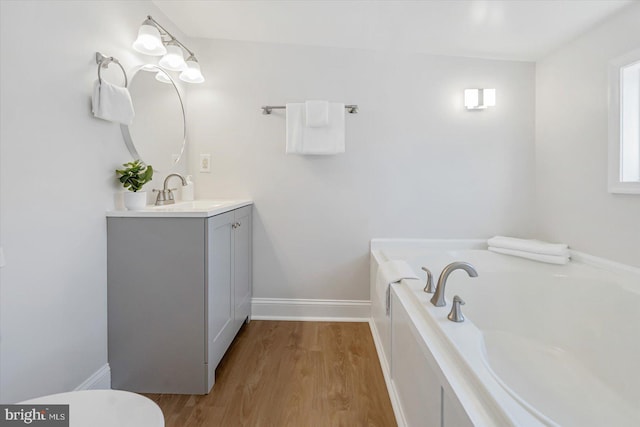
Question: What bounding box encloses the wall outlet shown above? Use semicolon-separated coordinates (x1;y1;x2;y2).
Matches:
200;154;212;173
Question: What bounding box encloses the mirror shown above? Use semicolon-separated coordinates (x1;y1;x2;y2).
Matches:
121;65;186;172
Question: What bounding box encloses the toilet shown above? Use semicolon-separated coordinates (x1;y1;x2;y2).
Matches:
20;389;164;427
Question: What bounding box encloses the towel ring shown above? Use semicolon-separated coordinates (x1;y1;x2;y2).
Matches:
96;52;128;88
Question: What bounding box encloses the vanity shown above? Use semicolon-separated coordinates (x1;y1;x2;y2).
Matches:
106;200;253;394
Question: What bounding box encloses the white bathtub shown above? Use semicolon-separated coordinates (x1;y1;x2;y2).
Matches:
370;239;640;427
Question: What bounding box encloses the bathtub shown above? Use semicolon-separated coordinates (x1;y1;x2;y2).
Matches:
370;239;640;427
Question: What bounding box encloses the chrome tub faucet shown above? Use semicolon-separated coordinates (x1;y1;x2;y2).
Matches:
430;262;478;307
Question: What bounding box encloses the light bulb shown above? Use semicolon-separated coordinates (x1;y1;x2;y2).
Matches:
483;89;496;107
132;20;166;56
464;89;480;109
159;41;187;71
179;56;205;84
155;71;172;84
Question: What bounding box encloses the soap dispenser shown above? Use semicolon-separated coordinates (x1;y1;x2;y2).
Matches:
181;175;195;201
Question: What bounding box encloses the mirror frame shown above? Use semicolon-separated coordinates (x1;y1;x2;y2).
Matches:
120;64;187;172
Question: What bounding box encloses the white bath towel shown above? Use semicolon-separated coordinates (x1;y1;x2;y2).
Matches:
488;247;570;265
375;260;419;315
305;100;329;127
286;102;345;155
91;80;135;125
488;236;569;257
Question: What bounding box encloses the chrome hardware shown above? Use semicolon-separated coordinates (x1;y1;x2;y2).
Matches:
430;262;478;307
96;52;128;87
421;267;435;293
231;222;241;229
153;174;187;206
261;104;359;115
447;295;466;322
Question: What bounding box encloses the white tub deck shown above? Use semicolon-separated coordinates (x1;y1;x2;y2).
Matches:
370;239;640;427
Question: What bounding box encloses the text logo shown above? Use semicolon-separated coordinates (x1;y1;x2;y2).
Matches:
0;405;68;426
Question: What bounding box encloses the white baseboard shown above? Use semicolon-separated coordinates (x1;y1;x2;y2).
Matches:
369;319;406;427
251;298;370;321
75;364;111;391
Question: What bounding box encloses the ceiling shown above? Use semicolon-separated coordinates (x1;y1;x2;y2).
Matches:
152;0;635;61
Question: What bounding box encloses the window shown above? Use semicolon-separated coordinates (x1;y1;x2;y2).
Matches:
609;50;640;194
620;61;640;182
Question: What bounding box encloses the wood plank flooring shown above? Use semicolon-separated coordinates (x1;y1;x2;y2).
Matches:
145;321;397;427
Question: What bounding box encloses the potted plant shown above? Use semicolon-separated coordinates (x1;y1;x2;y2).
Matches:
116;160;154;210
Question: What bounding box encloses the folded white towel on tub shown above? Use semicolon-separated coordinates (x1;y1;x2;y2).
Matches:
375;260;419;316
489;247;570;265
488;236;569;257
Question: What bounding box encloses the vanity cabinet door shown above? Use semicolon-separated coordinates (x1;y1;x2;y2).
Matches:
233;206;252;331
206;211;236;390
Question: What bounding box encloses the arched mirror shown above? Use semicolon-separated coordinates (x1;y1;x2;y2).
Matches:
121;65;186;172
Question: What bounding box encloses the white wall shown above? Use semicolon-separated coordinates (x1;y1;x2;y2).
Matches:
536;3;640;268
187;39;536;301
0;0;185;403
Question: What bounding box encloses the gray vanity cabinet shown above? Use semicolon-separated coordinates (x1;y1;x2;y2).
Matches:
107;205;252;395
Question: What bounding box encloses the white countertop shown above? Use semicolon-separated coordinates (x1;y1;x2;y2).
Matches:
106;199;253;218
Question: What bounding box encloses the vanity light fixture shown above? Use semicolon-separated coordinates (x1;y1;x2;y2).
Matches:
132;15;205;83
464;88;496;110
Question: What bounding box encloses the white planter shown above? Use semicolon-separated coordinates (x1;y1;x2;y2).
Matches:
123;191;148;211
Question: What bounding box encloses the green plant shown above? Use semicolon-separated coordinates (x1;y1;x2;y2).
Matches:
115;160;153;192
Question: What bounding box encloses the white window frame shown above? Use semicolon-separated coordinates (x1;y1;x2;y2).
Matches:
608;49;640;194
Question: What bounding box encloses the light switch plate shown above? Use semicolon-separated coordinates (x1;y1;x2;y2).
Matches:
200;154;211;173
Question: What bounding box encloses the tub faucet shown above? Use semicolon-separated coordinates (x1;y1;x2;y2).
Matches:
430;262;478;307
422;267;435;293
448;296;466;322
153;173;188;206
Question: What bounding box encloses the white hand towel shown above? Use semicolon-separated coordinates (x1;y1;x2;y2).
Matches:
488;247;570;265
305;100;329;128
488;236;569;257
375;260;419;315
91;80;135;125
286;102;345;155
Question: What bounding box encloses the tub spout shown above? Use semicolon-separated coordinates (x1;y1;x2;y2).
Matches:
430;262;478;307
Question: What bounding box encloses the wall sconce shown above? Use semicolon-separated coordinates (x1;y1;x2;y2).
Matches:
464;88;496;110
132;15;205;84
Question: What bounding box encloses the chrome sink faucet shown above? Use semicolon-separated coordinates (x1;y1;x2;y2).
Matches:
430;262;478;307
153;173;188;206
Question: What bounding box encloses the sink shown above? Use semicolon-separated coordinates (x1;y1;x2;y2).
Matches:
107;199;253;218
150;200;238;211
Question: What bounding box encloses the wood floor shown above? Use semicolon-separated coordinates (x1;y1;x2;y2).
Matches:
145;321;397;427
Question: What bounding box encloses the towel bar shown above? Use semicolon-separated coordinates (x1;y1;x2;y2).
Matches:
96;52;128;87
261;104;358;115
